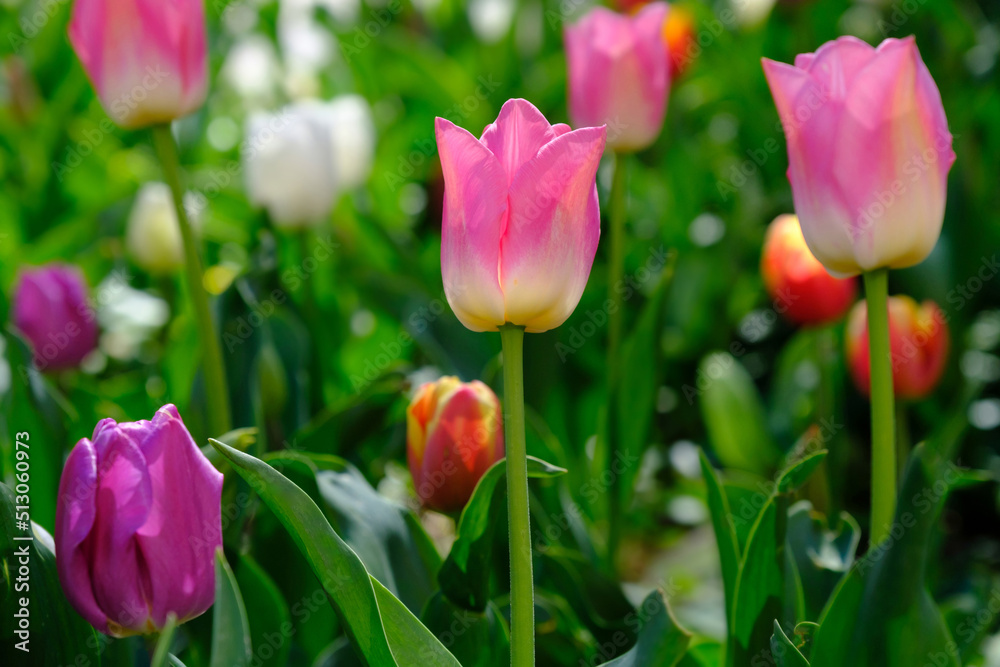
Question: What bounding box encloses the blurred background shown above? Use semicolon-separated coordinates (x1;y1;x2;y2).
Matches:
2;0;1000;663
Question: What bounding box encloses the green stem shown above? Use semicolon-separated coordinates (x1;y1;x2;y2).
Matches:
500;324;533;666
152;124;232;437
864;268;896;545
605;151;627;563
149;613;178;667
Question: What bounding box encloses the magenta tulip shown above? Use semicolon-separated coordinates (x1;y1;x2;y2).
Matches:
435;98;606;333
12;264;98;371
565;3;670;152
55;405;222;636
762;36;955;277
68;0;208;129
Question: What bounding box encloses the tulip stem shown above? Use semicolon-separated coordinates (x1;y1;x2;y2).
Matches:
864;268;896;545
500;323;534;667
149;613;178;667
152;124;232;437
605;151;627;563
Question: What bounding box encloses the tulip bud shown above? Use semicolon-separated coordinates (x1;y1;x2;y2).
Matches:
435;98;606;333
244;96;375;229
845;296;949;400
68;0;207;129
12;264;98;371
760;214;857;326
55;405;222;636
406;377;505;512
126;182;201;274
565;3;669;152
762;36;955;277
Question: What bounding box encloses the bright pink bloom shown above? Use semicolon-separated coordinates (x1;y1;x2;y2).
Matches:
407;377;504;512
12;264;98;371
846;296;949;400
565;3;670;152
762;36;954;277
435;98;606;333
55;405;222;636
68;0;208;129
761;214;857;326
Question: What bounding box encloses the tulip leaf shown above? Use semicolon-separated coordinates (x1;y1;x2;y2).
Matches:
729;451;826;667
438;455;567;611
600;589;691;666
0;482;103;667
809;444;960;667
420;592;511;666
697;351;779;475
785;502;860;621
210;549;252;667
676;642;723;666
209;438;460;667
699;449;741;630
771;621;810;667
234;554;292;667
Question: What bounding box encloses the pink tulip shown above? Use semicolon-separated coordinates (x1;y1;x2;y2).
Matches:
762;36;955;277
55;405;222;636
565;3;670;152
435;98;606;333
12;264;98;371
68;0;208;129
407;376;504;512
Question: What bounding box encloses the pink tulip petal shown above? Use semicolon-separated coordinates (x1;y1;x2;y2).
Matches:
88;423;155;633
55;438;107;633
501;126;606;332
797;36;876;99
480;99;560;185
436;117;509;331
135;405;222;628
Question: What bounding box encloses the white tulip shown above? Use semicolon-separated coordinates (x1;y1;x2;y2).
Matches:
243;96;376;229
243;104;337;229
126;182;201;274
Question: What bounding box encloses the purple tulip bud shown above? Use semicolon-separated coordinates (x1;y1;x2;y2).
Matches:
12;264;98;371
55;405;223;636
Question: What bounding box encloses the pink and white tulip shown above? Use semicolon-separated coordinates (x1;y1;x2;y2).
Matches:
68;0;208;129
762;36;955;277
435;98;607;333
55;405;222;636
565;3;670;152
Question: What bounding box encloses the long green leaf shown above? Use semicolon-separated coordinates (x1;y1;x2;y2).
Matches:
699;450;740;628
210;549;252;667
209;438;460;667
234;554;292;667
771;621;809;667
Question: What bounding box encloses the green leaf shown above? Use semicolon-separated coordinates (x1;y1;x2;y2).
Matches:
729;450;825;666
785;502;860;621
210;549;252;667
771;621;809;667
420;592;510;667
601;590;691;666
697;352;779;475
234;554;291;667
209;438;460;667
676;642;722;667
810;445;961;667
699;450;741;630
439;455;566;611
0;482;102;667
314;464;441;614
